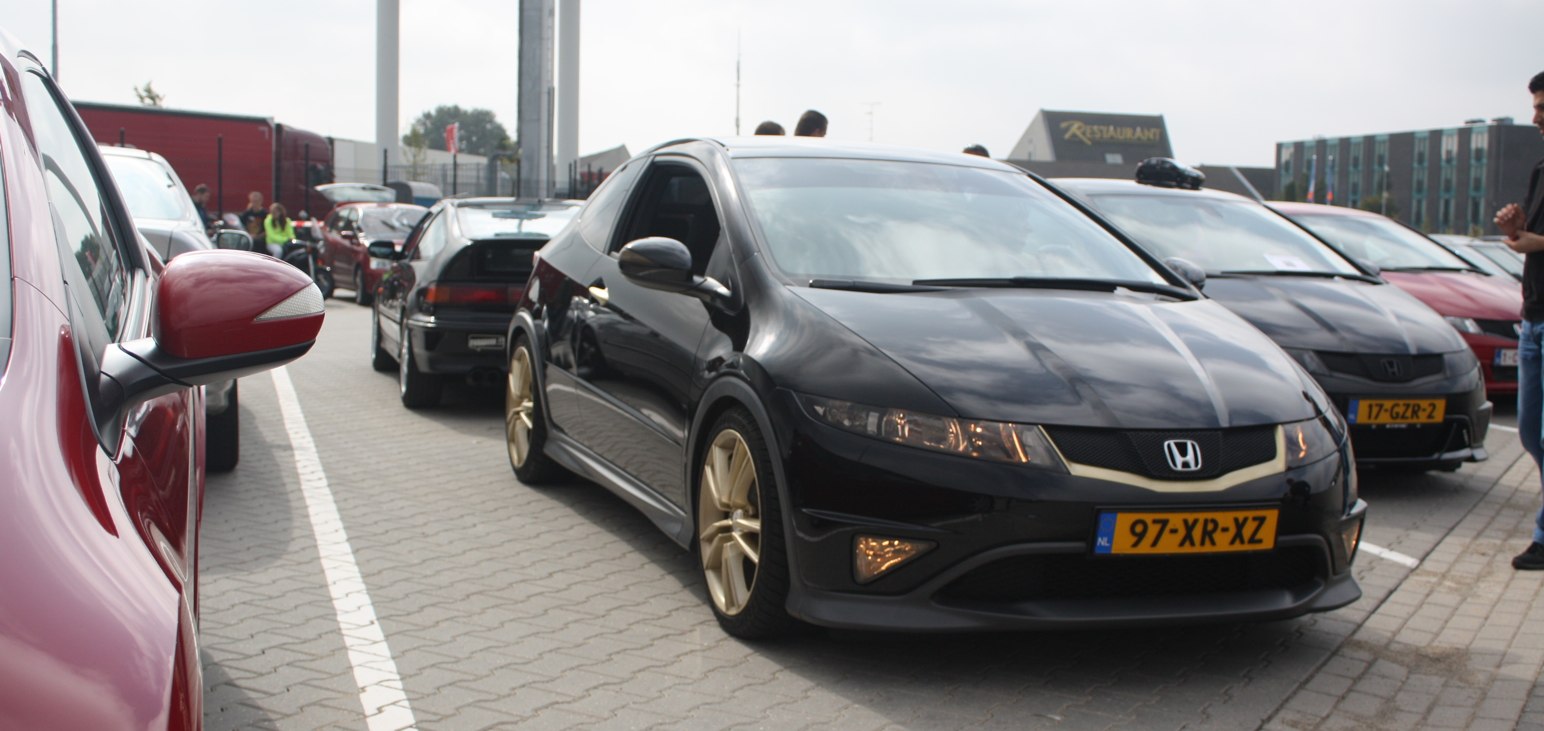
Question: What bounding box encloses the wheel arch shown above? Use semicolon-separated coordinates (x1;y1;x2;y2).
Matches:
506;310;553;433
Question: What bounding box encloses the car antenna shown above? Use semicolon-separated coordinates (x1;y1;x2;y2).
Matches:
1227;166;1265;203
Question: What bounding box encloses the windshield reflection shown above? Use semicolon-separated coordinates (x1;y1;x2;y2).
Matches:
1090;195;1359;276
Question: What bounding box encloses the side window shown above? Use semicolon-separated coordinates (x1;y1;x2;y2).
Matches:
325;209;346;231
413;210;449;259
577;159;643;252
617;164;723;276
21;70;129;342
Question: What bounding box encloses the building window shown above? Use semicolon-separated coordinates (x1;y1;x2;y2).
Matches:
1373;136;1389;200
1105;153;1124;165
1439;129;1457;232
1279;143;1295;192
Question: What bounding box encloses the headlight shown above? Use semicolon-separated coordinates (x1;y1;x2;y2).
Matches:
1443;349;1479;376
802;395;1066;471
1445;316;1482;335
1284;416;1341;467
1281;348;1327;375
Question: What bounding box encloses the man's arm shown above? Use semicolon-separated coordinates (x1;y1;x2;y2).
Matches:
1508;230;1544;254
1496;203;1526;239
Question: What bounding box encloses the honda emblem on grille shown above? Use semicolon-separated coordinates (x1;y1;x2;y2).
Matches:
1163;439;1203;472
1380;358;1404;379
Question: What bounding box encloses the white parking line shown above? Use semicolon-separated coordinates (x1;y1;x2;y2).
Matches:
1491;424;1519;433
1359;541;1420;569
272;368;418;731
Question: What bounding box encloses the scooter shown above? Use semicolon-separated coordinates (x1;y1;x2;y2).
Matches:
280;238;335;300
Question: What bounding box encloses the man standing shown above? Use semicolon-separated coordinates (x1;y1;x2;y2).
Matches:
1495;70;1544;570
794;110;827;138
191;184;214;233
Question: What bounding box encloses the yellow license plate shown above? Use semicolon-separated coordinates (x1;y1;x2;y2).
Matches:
1348;398;1445;425
1094;509;1278;555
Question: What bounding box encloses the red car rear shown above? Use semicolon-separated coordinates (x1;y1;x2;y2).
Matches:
1274;202;1523;396
0;35;324;729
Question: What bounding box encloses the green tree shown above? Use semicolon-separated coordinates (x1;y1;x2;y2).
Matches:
402;125;429;178
133;81;165;108
403;105;513;157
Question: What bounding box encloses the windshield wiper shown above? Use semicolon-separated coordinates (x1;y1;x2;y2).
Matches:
1381;265;1478;274
911;276;1196;300
808;278;943;293
1217;269;1382;284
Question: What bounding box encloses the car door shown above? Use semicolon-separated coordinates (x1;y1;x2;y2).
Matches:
322;207;353;279
567;157;725;508
378;206;445;356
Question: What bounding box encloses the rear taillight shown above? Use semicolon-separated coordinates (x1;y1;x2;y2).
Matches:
419;283;523;309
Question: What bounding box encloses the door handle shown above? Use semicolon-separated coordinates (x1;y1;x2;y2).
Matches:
588;285;610;306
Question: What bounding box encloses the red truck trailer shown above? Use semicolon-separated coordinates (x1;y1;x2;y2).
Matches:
75;102;334;221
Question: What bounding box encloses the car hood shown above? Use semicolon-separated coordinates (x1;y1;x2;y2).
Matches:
1200;276;1467;354
791;288;1321;430
1378;270;1521;321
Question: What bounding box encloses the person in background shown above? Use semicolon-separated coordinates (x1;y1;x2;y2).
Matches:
963;144;990;157
754;121;785;135
239;191;266;241
794;110;827;138
263;202;295;257
1495;69;1544;570
191;184;214;232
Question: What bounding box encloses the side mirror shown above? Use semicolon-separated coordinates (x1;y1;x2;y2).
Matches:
367;240;402;260
1164;257;1207;289
98;250;324;431
618;237;729;302
213;229;253;252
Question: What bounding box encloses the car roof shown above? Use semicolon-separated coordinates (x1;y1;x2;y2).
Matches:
653;136;1019;172
1051;177;1254;203
1269;201;1381;218
96;144;164;163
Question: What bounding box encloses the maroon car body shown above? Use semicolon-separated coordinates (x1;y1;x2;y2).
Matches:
319;201;428;305
0;34;324;729
1274;202;1523;397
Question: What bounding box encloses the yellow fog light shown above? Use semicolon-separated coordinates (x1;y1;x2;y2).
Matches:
1342;521;1362;564
854;535;935;584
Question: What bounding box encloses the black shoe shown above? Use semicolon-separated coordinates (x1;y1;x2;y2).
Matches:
1513;542;1544;570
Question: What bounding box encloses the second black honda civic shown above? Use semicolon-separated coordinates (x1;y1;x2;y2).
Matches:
504;138;1365;638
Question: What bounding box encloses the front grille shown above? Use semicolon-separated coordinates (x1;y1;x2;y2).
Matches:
1349;422;1460;458
1317;352;1444;382
938;548;1323;603
1477;319;1521;340
1044;426;1277;480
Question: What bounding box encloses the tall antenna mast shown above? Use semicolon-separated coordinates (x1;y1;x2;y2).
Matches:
861;101;880;141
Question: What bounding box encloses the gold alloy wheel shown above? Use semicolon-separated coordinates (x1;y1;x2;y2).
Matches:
698;428;762;616
506;347;535;468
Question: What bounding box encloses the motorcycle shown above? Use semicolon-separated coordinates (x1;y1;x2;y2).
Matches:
280;238;336;300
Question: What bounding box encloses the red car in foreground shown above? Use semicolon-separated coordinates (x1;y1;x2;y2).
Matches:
1274;202;1523;396
0;34;324;729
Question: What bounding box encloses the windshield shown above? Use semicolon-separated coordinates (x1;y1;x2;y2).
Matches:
361;205;428;239
457;202;579;240
733;158;1166;285
103;155;194;222
1474;242;1525;277
1291;213;1474;271
1087;194;1360;276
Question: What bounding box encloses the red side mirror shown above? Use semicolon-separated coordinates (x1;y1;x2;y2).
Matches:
155;250;324;359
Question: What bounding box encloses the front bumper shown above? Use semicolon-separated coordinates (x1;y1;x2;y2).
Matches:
768;391;1365;631
1309;366;1490;466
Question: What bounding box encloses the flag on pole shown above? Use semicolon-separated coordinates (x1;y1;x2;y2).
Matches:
1306;153;1317;203
1326;154;1336;205
445;123;460;155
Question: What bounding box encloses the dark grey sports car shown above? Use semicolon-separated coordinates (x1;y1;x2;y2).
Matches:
504;138;1365;637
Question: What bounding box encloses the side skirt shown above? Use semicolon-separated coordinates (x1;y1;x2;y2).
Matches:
543;430;691;549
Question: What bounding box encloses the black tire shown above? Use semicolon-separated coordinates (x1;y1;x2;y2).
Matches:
696;408;796;639
315;269;336;300
398;319;442;408
354;269;374;306
505;337;569;484
206;381;240;473
370;308;393;372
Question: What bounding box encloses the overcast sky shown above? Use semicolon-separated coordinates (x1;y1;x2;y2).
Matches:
8;0;1542;168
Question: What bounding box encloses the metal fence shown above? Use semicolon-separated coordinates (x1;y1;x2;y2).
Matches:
331;160;611;201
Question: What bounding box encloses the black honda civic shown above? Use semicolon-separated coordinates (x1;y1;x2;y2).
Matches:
504;138;1365;638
